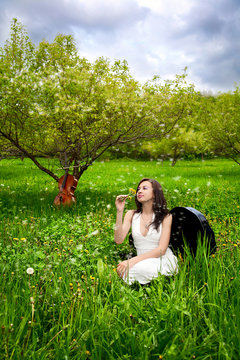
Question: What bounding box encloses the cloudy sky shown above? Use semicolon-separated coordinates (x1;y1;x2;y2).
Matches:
0;0;239;93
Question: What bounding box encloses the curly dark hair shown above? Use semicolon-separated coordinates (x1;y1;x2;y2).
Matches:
135;178;169;230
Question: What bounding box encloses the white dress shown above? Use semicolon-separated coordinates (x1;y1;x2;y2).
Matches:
123;213;178;285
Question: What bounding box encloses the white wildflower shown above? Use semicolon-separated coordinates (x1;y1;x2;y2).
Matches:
89;230;99;236
26;267;34;275
173;176;181;181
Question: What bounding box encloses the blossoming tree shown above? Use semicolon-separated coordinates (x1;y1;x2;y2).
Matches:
0;19;195;184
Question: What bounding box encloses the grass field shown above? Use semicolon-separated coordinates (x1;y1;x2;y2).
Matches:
0;158;240;359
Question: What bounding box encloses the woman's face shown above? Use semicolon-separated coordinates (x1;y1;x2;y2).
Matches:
136;181;154;203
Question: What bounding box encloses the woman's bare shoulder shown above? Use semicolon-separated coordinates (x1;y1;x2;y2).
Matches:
162;213;172;226
124;210;136;221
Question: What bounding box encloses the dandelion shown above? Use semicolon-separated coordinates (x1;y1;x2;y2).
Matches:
193;187;200;193
126;187;136;200
26;268;34;275
173;176;181;181
86;350;91;356
89;230;99;236
129;188;136;195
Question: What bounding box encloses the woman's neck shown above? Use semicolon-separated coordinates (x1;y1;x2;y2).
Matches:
141;201;153;215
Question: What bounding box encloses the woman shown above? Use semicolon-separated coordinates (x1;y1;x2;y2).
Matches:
114;178;178;285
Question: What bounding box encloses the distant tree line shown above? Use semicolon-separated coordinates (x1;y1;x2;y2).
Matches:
106;89;240;166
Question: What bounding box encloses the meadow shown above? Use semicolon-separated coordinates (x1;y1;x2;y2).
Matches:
0;158;239;360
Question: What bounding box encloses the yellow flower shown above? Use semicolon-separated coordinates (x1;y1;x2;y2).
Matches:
86;350;91;356
69;283;73;287
59;277;62;280
129;188;136;195
126;188;136;200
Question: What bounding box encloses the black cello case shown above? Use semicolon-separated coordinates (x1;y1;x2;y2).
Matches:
170;207;216;256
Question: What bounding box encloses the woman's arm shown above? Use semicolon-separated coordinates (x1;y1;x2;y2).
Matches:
114;195;134;244
117;214;172;276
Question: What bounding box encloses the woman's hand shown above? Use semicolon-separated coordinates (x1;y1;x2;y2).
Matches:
117;258;136;278
115;195;128;212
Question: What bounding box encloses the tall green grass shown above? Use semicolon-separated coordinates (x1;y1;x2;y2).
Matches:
0;158;239;359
